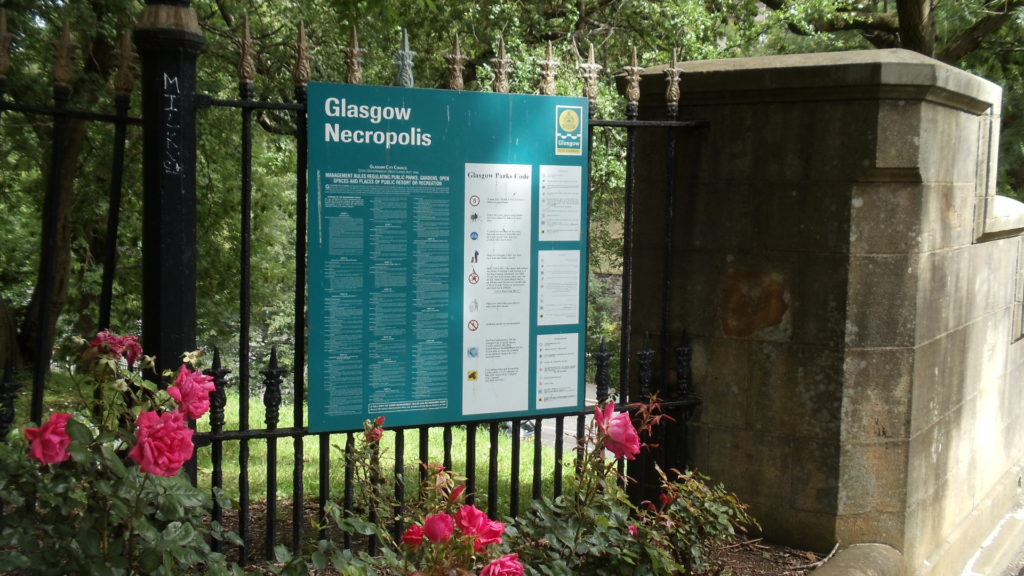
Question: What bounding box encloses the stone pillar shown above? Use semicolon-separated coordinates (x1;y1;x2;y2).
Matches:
631;49;1024;575
134;1;203;374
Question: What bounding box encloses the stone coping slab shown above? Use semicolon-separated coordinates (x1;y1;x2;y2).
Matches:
632;49;1000;115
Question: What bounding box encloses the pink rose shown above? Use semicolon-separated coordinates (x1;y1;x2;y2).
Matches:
628;524;638;537
24;412;73;465
455;504;488;534
480;553;524;576
595;403;641;460
474;519;505;551
364;427;383;443
121;338;143;366
167;365;217;420
128;410;194;476
402;524;424;548
363;416;385;443
423;512;454;543
456;504;505;551
90;330;143;365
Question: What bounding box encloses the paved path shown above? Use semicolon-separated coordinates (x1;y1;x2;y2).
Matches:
960;505;1024;576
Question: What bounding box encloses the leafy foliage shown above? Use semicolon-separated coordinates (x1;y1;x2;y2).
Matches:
0;335;241;575
3;0;1023;381
507;400;756;575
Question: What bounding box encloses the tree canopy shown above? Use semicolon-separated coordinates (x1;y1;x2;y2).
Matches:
1;0;1022;374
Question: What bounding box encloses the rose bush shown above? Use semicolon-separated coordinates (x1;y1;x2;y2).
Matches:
279;417;522;576
0;331;241;575
508;397;757;575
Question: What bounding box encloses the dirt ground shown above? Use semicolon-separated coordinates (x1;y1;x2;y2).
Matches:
707;539;832;575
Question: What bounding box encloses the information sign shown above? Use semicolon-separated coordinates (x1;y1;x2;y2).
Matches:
308;83;589;432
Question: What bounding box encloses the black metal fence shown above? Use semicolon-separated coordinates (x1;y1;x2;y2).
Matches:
0;5;704;564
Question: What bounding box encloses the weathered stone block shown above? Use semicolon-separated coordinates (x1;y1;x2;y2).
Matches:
914;248;970;343
669;251;722;333
907;404;976;512
842;348;913;441
876;100;922;171
756;183;852;254
807;101;881;183
918;102;981;184
790;253;850;347
966;238;1018;321
750;344;844;438
910;327;967;436
702;426;795;506
716;261;795;341
751;500;838;552
963;311;1010;398
918;183;974;252
850;182;923;255
837;441;908;516
691;337;752;427
682;182;757;251
846;254;918;347
836;512;906;551
790;437;841;513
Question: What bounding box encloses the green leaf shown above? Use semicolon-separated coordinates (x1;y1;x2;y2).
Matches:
140;548;162;572
312;550;328;569
273;544;293;563
65;417;94;444
100;444;128;478
161;521;198;547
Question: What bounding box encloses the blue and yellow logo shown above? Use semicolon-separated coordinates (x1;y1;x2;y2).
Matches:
555;105;584;156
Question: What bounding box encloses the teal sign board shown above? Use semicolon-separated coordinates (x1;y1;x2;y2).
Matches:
308;83;589;432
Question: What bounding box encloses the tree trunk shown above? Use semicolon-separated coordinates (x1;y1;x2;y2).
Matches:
897;0;936;56
0;298;22;372
16;117;89;366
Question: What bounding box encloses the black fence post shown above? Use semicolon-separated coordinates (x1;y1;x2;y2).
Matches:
28;22;75;425
133;1;203;375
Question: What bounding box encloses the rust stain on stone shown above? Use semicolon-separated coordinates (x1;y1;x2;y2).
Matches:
719;267;789;337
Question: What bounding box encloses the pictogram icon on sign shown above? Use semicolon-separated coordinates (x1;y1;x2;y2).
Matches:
467;319;479;331
469;195;481;206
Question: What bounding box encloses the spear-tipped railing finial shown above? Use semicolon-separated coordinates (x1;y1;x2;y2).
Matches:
344;26;367;85
623;45;643;117
491;35;511;93
579;42;602;115
237;16;256;85
112;29;137;96
53;21;76;88
446;33;468;91
665;47;682;118
394;28;416;87
293;22;312;87
539;40;559;96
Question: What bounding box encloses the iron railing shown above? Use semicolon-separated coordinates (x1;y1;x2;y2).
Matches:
0;9;706;563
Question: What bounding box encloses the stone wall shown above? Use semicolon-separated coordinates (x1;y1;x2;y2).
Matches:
630;49;1024;575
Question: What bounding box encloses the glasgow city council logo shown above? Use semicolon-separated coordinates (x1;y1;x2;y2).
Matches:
555;105;584;156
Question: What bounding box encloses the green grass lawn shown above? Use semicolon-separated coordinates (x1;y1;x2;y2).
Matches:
15;371;581;522
193;390;579;519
